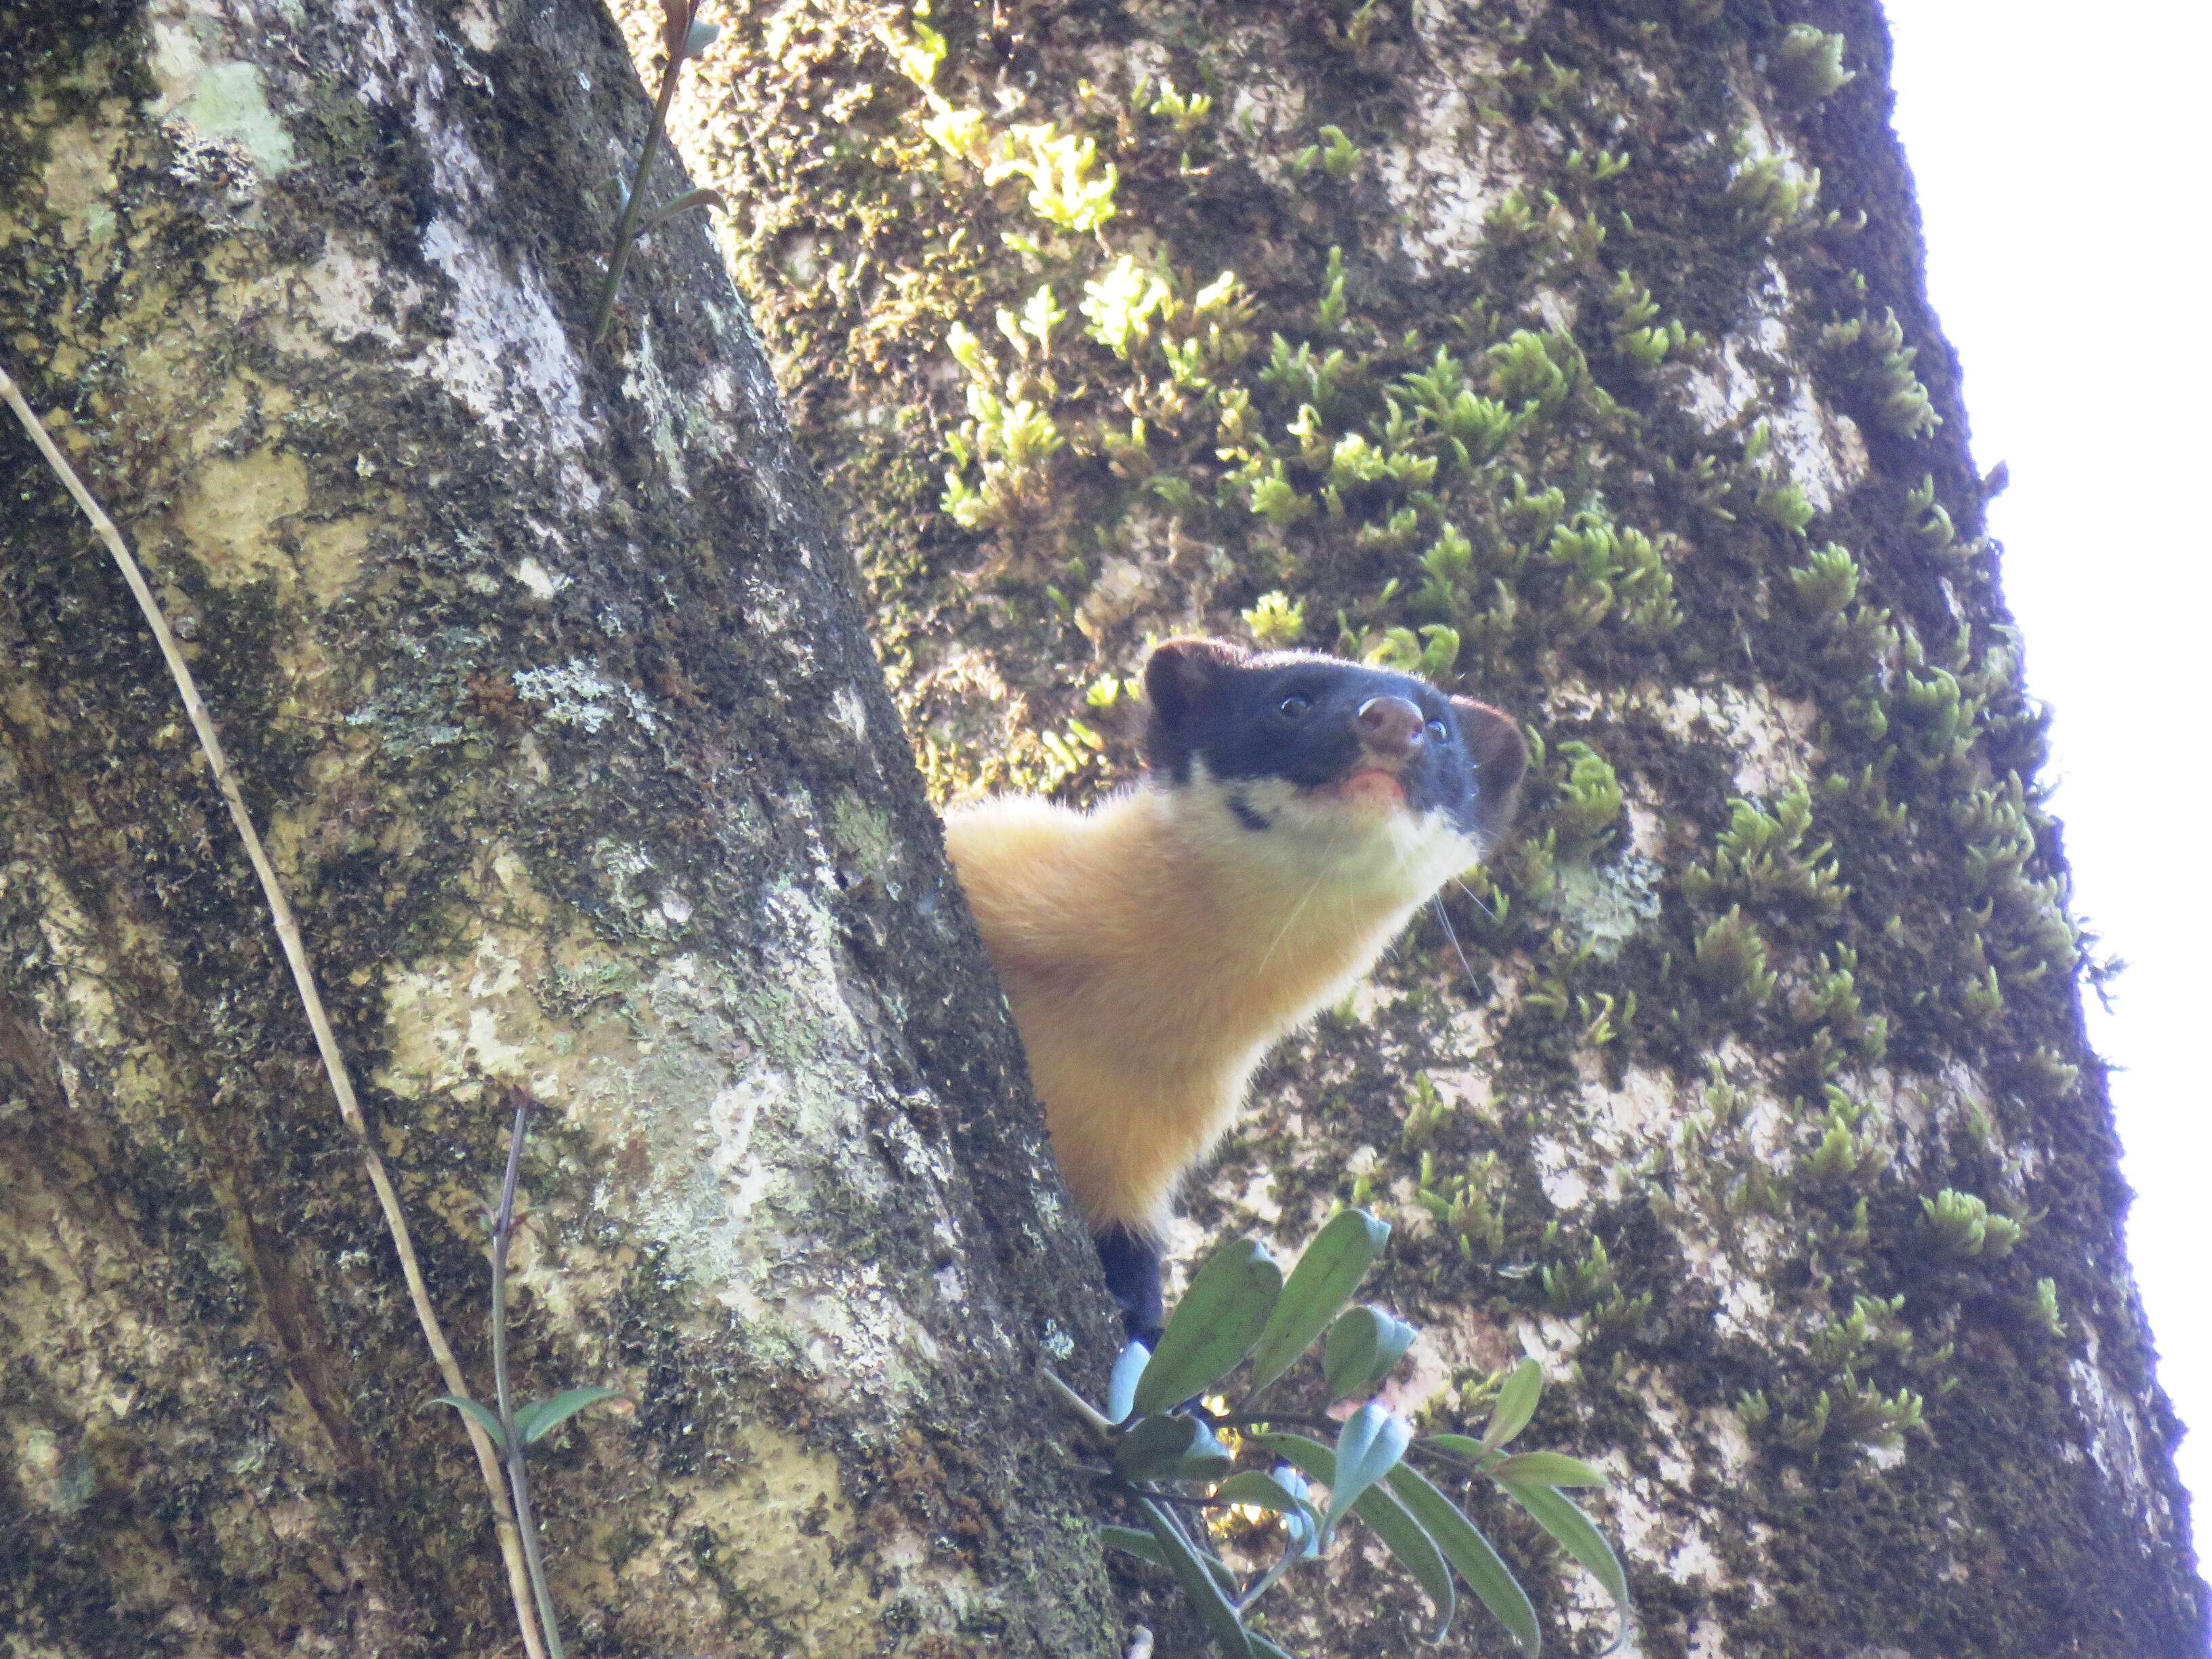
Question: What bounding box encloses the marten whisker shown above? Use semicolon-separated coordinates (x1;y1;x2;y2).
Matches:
1433;894;1483;1001
1450;874;1498;922
1259;819;1347;975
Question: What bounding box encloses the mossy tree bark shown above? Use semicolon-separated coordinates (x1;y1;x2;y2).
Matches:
623;0;2208;1654
0;2;1127;1655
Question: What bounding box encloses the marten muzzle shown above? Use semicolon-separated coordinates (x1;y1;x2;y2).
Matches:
1354;694;1427;764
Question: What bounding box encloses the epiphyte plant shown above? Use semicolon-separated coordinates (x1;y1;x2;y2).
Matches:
433;1095;630;1659
591;0;726;342
1044;1208;1629;1656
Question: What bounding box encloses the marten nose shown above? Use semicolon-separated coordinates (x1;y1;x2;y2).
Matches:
1355;695;1426;758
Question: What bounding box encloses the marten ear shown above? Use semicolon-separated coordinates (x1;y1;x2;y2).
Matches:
1145;638;1249;731
1451;697;1529;846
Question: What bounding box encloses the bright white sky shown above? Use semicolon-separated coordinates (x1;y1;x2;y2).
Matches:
1884;1;2210;1577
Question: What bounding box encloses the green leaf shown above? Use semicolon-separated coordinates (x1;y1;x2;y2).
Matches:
1256;1432;1453;1640
1140;1498;1256;1657
643;186;726;229
1099;1524;1241;1596
1421;1433;1504;1470
1387;1462;1541;1656
1483;1357;1543;1448
1320;1305;1417;1399
1355;1478;1456;1641
1488;1451;1607;1488
682;17;721;54
1105;1338;1151;1425
1322;1404;1410;1540
1246;1208;1390;1397
512;1385;628;1446
1134;1239;1283;1414
430;1394;506;1452
1500;1478;1631;1612
1116;1412;1235;1483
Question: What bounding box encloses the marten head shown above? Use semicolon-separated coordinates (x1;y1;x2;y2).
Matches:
1141;639;1527;879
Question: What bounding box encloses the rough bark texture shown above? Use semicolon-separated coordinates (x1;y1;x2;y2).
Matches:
0;2;1128;1655
622;0;2210;1654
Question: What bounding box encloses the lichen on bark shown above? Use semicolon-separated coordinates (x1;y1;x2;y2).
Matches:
1;0;1126;1654
626;0;2207;1653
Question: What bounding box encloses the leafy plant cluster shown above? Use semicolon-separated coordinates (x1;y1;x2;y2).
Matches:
888;18;1705;708
1046;1209;1628;1656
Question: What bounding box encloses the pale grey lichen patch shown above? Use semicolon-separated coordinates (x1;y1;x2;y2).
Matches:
1550;854;1663;962
292;237;419;353
512;658;663;733
1372;76;1507;280
514;555;572;598
1644;681;1821;797
619;327;694;495
419;216;594;451
146;11;298;176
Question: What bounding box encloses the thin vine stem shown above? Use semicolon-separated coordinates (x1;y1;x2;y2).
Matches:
1;360;548;1659
588;2;695;343
491;1094;567;1659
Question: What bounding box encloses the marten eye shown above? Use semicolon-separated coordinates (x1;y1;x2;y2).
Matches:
1277;694;1313;718
1425;717;1450;743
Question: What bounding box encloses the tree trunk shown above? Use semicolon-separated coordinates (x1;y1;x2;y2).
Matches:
0;3;1126;1655
630;0;2209;1654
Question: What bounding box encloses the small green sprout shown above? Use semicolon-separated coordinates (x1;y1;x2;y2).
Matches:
1486;329;1580;414
2018;1277;2066;1338
1907;472;1957;548
1000;282;1065;358
1543;512;1679;636
1292;123;1364;182
1247;459;1315;526
1726;154;1822;236
1921;1189;2024;1261
1414;1149;1507;1258
1808;1294;1911;1371
1081;255;1173;359
590;0;727;342
1315;245;1351;333
1485;188;1543;245
1367;624;1461;679
1542;1233;1618;1313
1683;781;1845;917
1243;590;1308;647
1755;480;1816;535
1798;1089;1889;1187
1567;147;1633;181
2012;1045;2081;1101
1771;25;1857;108
1832;1376;1923;1453
1551;741;1624;854
1147;79;1214;136
985;121;1119;231
1788;543;1861;621
1826;309;1940;437
1261;334;1355;419
432;1096;632;1659
1693;907;1778;1008
1796;945;1887;1063
1399;348;1520;468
